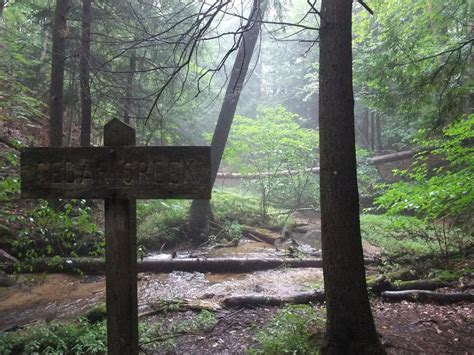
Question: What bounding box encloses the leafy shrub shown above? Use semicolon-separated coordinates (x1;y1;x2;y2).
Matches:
223;106;319;222
6;200;103;270
137;200;190;250
360;214;436;257
0;320;107;354
374;115;474;257
250;305;324;354
212;191;287;228
357;148;384;202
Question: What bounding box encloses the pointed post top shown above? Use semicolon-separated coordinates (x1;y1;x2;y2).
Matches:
104;118;135;146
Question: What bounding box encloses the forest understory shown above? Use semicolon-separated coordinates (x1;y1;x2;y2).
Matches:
1;211;473;354
1;0;473;353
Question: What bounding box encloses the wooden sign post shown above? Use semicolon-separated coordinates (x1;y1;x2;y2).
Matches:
21;119;211;355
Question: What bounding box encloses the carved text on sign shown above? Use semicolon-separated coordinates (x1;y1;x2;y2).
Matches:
21;146;211;199
34;159;200;186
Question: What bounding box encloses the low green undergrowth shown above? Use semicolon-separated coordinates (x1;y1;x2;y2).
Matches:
140;310;217;353
2;199;103;272
0;319;107;354
249;305;325;354
0;310;217;354
361;214;473;260
137;190;289;251
360;214;435;257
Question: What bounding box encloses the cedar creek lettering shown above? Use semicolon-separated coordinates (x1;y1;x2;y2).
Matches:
35;159;198;186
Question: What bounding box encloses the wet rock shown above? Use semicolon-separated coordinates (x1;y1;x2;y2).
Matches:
0;271;14;287
85;303;107;324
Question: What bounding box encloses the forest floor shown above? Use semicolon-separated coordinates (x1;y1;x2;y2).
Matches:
139;301;474;354
0;214;473;353
2;272;472;354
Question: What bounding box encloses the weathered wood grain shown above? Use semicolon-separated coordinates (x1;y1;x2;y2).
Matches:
104;119;138;355
21;146;211;199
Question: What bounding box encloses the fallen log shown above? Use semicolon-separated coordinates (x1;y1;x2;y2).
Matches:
6;256;377;275
4;257;107;274
222;290;325;307
241;225;280;244
138;257;325;273
390;279;450;291
139;299;222;318
216;149;429;180
368;276;451;294
382;290;474;303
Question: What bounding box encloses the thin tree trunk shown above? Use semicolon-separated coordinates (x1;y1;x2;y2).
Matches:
49;0;69;147
369;110;375;151
80;0;92;147
188;0;266;243
40;27;50;62
375;113;382;152
360;107;370;148
123;49;136;125
318;1;385;354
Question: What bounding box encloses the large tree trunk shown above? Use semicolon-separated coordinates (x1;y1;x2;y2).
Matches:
80;0;92;147
318;1;385;354
49;0;69;147
188;0;266;243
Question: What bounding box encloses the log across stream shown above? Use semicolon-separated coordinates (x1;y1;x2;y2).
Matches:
4;256;377;274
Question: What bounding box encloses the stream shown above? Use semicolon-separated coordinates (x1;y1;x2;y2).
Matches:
0;214;376;331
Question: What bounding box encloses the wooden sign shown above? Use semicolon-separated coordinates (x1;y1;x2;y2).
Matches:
20;119;212;355
21;146;211;199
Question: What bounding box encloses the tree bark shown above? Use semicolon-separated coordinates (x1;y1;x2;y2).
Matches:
49;0;69;147
222;290;325;307
188;0;266;243
318;1;385;354
5;256;376;275
382;290;474;303
80;0;92;147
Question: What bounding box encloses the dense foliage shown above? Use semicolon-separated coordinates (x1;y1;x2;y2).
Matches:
353;0;472;146
375;115;474;257
223;106;319;220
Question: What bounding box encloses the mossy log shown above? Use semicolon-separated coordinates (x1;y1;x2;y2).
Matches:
367;276;450;294
139;299;222;318
139;291;326;317
382;290;474;303
391;279;450;291
241;225;280;244
4;257;321;274
222;290;325;307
